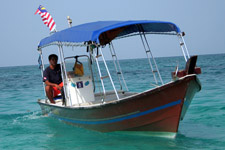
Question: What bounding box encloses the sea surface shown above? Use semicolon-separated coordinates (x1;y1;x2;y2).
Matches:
0;54;225;150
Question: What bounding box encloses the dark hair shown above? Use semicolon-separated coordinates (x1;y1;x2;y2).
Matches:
48;54;58;60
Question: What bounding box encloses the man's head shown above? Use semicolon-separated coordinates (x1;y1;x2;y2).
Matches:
48;54;58;67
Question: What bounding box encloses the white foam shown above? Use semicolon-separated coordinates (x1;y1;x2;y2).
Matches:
12;111;44;124
114;131;177;139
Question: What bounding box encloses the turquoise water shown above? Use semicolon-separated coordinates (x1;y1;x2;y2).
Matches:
0;54;225;149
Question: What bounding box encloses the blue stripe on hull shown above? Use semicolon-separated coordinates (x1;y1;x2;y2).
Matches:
50;99;181;125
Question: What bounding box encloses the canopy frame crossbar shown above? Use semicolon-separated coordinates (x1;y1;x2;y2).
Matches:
137;25;164;85
109;42;129;91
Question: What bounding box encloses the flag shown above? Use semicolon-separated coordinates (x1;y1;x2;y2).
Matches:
35;5;56;32
38;54;42;69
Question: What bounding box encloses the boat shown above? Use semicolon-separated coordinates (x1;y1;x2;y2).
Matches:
37;20;201;135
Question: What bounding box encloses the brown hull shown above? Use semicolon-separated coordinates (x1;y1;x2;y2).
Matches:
38;75;201;133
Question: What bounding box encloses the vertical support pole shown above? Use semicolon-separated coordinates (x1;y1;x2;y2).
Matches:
89;49;102;94
178;34;188;62
110;42;129;91
61;45;72;106
87;50;96;92
109;44;123;90
38;49;47;98
93;49;106;98
58;44;71;106
59;45;69;84
142;32;164;85
99;47;119;100
139;32;158;85
39;49;45;72
181;36;190;58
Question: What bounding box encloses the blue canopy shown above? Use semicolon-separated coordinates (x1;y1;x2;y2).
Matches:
38;20;181;48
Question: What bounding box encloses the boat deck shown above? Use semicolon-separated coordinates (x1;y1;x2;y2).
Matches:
39;91;137;107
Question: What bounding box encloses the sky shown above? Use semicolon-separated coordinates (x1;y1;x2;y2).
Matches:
0;0;225;67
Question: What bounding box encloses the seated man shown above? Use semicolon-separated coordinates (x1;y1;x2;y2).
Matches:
43;54;63;104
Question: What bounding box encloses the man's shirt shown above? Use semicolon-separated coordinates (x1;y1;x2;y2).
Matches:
43;64;62;85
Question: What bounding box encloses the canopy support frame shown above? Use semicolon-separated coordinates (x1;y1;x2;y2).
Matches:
92;46;120;102
178;33;190;62
181;36;190;58
38;49;47;99
58;44;72;106
138;25;164;85
92;48;107;103
109;42;129;92
99;47;119;100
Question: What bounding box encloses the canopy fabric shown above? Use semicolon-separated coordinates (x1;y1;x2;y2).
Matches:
38;20;181;48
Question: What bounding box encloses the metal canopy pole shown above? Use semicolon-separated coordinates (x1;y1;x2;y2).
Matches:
109;43;127;91
38;49;47;98
39;50;45;72
139;32;158;85
61;45;73;106
181;36;190;59
99;47;119;100
58;44;71;106
178;34;188;62
93;49;106;100
89;49;101;94
141;32;164;85
137;24;164;85
109;44;123;90
110;42;129;91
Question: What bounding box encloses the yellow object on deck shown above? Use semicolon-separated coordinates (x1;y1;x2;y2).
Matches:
74;62;84;76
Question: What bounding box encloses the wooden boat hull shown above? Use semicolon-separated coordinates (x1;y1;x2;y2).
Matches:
38;75;201;133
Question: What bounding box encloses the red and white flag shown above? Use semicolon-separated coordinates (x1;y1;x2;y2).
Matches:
35;5;56;32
